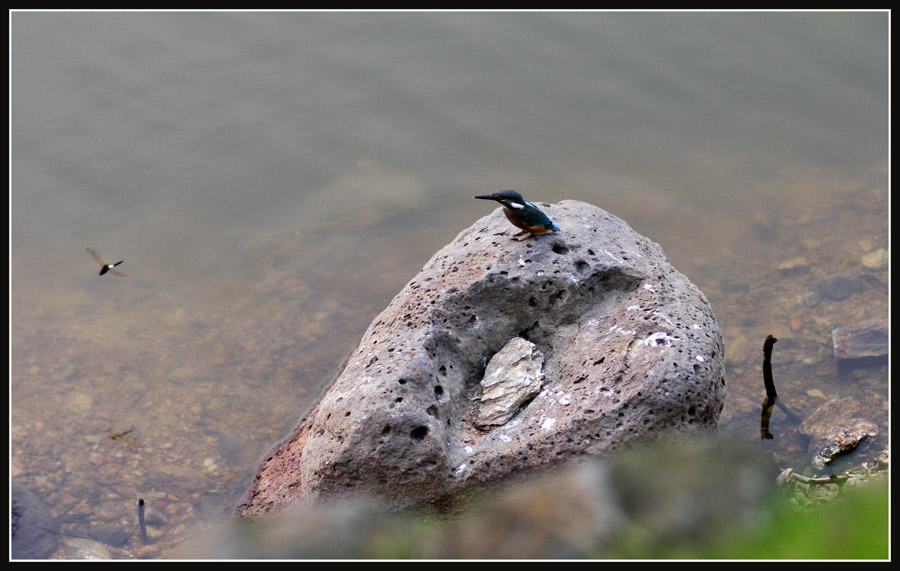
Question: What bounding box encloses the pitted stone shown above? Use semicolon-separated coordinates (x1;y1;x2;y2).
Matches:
235;200;726;519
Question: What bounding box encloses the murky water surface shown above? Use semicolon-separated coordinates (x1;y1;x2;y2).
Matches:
11;12;888;558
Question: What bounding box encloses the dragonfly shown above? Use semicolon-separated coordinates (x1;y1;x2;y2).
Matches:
87;247;127;277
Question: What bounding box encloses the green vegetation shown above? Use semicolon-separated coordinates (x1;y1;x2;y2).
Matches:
609;477;888;560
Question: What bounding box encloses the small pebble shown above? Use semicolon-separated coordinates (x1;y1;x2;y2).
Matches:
861;248;888;270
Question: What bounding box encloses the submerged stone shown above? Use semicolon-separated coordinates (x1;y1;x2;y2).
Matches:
809;420;879;470
800;397;879;469
832;318;888;362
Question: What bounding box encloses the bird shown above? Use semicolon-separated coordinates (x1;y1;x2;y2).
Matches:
474;190;560;239
87;247;127;277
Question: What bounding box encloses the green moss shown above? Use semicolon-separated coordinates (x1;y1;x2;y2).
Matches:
641;478;889;560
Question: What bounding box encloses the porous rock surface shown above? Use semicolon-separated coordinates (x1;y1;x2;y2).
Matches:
235;199;725;519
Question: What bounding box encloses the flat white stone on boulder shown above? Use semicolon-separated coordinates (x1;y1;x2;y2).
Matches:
476;337;545;428
235;199;726;519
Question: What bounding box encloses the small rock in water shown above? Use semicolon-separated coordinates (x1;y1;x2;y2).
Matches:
476;337;545;428
832;318;888;362
860;248;888;270
815;273;866;301
59;537;112;560
809;420;879;470
776;256;809;272
800;398;879;469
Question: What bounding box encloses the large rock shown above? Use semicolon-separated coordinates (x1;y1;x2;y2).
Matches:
11;481;59;559
235;199;725;519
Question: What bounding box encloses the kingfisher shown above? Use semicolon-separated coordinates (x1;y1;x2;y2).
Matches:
87;247;127;277
474;190;560;239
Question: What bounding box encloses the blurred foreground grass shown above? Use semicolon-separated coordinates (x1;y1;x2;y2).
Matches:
170;439;888;560
608;477;888;559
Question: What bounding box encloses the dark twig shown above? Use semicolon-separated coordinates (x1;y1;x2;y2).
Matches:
759;335;801;439
138;498;149;544
762;335;778;398
760;396;775;440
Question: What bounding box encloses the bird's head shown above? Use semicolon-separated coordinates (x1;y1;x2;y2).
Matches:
474;190;526;206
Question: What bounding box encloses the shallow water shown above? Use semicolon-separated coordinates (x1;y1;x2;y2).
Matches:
10;11;888;558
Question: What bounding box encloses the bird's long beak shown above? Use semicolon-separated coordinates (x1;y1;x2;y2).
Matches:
474;194;496;201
